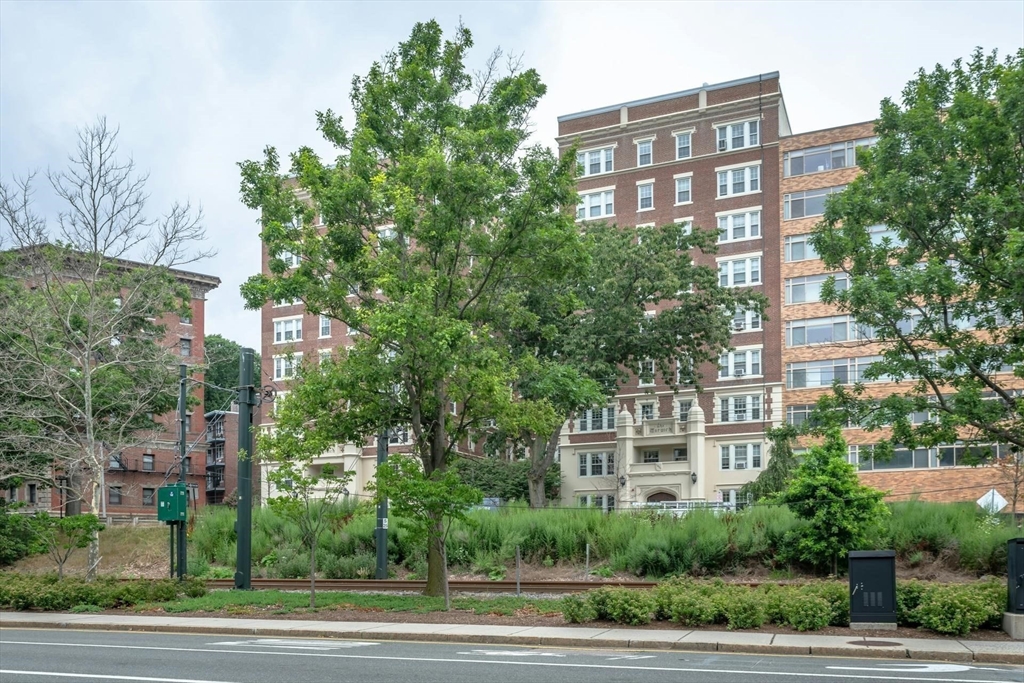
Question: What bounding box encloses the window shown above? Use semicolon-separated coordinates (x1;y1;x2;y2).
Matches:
109;453;124;470
180;308;192;325
388;426;411;445
642;450;660;463
378;225;397;241
577;190;615;220
732;307;762;332
273;354;302;380
673;448;688;462
638;183;654;211
719;349;761;378
717;120;759;152
719;395;762;422
278;250;301;268
273;297;301;308
179;338;192;357
720;443;762;470
784;137;877;177
675;176;692;204
578;493;615;512
677;400;692;421
348;323;359;336
867;224;900;245
786;356;886;388
784;186;846;219
27;484;36;504
637;139;653;166
273;318;303;343
143;454;155;472
183;457;191;474
786;315;873;347
318;348;332;366
784;234;818;262
142;488;155;506
786;405;815;427
578;451;614;477
718;256;762;287
185;414;192;434
785;273;850;304
109;486;122;505
638;359;655;386
717;165;760;197
319;315;331;338
639;402;655;421
578;406;616;432
675;132;692;159
717;209;761;243
576;147;614;177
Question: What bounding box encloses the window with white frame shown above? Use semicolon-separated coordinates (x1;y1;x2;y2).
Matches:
719;348;761;379
732;307;762;332
577;451;614;477
576;147;614;177
718;256;761;287
319;315;331;337
388;426;411;445
786;315;874;347
719;394;761;422
717;209;761;243
271;390;290;417
717;165;760;197
578;493;615;512
273;297;301;308
638;359;655;386
867;224;900;245
642;449;660;463
786;356;887;388
637;182;654;210
785;273;850;304
577;189;615;220
674;218;693;246
784;185;846;219
578;406;617;432
720;443;762;470
784;234;818;262
673;448;688;462
273;354;302;380
786;405;815;427
677;399;692;421
318;348;332;366
783;137;876;177
717;120;759;152
675;176;692;204
675;131;692;159
273;317;303;343
639;402;655;421
278;250;301;268
636;139;653;166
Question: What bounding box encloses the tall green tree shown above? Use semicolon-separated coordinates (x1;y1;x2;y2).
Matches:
502;220;764;506
203;334;259;411
0;118;210;578
239;22;583;596
780;429;888;575
740;425;800;503
810;48;1024;512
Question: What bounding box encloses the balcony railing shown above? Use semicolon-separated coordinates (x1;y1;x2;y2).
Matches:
628;460;691;476
628;500;737;516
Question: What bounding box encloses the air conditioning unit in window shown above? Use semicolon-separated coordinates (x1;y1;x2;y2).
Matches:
736;462;747;470
718;139;727;152
734;369;745;377
733;321;746;331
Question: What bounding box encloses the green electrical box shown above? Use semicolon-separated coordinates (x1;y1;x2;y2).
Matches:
157;483;188;523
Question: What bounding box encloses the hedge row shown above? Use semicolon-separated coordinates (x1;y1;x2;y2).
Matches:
0;573;207;611
562;579;1007;636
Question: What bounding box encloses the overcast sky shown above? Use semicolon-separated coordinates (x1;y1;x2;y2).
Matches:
2;1;1022;349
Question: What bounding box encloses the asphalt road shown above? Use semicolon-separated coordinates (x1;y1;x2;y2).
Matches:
0;628;1021;683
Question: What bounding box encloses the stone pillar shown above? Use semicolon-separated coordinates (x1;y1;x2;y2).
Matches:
617;405;634;505
686;404;707;501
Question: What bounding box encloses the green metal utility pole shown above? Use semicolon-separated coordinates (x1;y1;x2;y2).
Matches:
176;364;188;580
375;430;388;579
235;348;255;590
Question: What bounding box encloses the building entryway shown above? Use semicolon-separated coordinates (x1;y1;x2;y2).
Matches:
646;491;677;503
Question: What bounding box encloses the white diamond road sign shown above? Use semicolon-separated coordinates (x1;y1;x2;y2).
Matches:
976;488;1007;514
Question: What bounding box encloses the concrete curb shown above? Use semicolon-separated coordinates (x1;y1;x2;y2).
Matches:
2;617;1021;665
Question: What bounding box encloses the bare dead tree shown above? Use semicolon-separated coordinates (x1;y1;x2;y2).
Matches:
0;117;213;578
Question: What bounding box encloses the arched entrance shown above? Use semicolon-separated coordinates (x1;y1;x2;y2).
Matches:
646;491;677;503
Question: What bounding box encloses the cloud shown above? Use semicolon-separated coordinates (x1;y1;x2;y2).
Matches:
2;1;1021;350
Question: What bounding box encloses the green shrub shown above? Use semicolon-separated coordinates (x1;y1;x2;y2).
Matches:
603;589;655;626
721;591;766;630
783;593;833;631
913;583;1003;636
0;574;201;611
801;581;849;626
322;553;376;580
669;592;719;626
0;502;40;566
896;579;927;627
561;594;598;623
69;604;103;613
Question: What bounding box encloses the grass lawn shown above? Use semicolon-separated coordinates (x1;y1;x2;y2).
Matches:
139;589;566;617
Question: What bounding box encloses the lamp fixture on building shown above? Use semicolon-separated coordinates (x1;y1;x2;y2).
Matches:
690;472;697;485
618;476;626;488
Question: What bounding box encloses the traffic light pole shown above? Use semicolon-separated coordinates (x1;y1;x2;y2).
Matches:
375;430;388;579
235;348;255;590
176;364;188;580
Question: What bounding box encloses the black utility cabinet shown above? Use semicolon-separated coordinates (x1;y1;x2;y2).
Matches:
849;550;897;625
1009;539;1024;614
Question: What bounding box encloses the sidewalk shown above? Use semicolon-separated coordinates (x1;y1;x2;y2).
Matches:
2;611;1021;665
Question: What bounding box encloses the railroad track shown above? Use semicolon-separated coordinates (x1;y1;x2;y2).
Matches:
205;578;658;593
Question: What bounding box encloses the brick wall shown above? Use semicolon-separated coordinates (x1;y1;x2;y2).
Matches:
860;466;1022;513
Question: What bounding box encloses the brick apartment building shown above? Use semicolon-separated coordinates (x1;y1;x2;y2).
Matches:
778;122;1019;509
5;263;222;522
554;73;790;510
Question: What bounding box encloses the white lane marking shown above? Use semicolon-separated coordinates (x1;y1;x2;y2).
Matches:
0;639;1015;683
827;664;1012;674
456;650;566;658
210;639;379;650
0;671;238;683
604;655;655;661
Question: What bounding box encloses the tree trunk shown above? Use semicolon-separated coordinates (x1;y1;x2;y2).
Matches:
527;477;546;508
86;480;101;581
527;430;561;509
423;515;445;597
309;537;317;609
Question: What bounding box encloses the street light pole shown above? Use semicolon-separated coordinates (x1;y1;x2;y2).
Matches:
176;363;188;580
235;348;255;590
375;429;388;579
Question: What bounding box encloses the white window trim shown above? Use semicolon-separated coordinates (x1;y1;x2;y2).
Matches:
714;159;763;174
576;145;617;178
719;346;763;379
638;359;656;387
713;118;761;153
670;127;696;137
719;442;763;471
272;315;304;345
318;315;332;339
716;208;762;245
716;392;764;423
578;142;619;154
636;181;655;212
632;134;657;144
716;249;763;263
577;187;616;222
715;164;762;200
732;307;763;332
635;136;655;167
672;129;693;159
272;353;303;380
673;173;693;206
715;204;763;217
674;217;693;236
634;178;657;186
